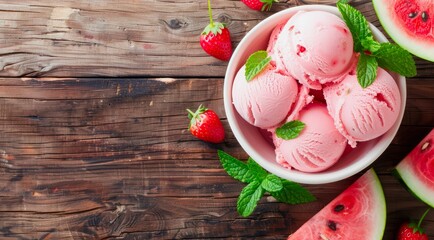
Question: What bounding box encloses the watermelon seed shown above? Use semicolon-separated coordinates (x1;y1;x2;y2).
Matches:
421;12;429;22
327;220;337;231
333;204;344;212
319;234;330;240
408;12;418;19
421;140;430;151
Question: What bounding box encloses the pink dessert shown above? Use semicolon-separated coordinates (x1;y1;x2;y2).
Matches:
324;68;401;147
274;103;347;172
270;85;313;166
267;22;285;69
273;11;356;90
232;64;298;129
231;10;402;174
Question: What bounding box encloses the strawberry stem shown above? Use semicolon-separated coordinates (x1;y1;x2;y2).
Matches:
417;209;430;229
187;105;207;129
207;0;214;27
187;109;195;118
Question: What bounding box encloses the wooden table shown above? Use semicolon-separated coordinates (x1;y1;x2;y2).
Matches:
0;1;433;239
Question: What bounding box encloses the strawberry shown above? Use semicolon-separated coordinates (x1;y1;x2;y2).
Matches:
241;0;278;11
187;105;225;143
200;0;232;61
397;209;430;240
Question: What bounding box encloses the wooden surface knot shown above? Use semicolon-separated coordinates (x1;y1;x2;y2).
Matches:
162;18;188;30
217;13;232;26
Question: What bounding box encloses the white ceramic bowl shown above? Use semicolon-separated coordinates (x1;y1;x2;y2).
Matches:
223;5;406;184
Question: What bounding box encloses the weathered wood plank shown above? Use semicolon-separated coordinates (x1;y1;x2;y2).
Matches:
0;0;433;78
0;78;433;239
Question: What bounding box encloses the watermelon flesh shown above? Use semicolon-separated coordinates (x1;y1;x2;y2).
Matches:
373;0;434;62
288;169;386;240
395;128;434;208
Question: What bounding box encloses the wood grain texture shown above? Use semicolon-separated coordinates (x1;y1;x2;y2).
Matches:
0;78;433;239
0;0;432;78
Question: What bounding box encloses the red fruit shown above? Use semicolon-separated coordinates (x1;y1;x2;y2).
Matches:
242;0;278;11
200;0;232;61
200;26;232;61
397;209;430;240
187;105;225;143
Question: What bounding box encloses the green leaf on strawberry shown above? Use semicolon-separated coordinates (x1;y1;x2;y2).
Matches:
242;0;278;11
187;105;225;143
202;22;225;36
397;209;430;240
200;0;232;61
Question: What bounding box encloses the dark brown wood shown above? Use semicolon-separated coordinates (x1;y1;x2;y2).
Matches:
0;0;433;239
0;77;433;239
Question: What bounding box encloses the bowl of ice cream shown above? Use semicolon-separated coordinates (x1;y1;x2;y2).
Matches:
223;5;406;184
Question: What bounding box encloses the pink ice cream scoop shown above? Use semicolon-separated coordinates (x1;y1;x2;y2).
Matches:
267;22;285;69
274;11;356;90
232;64;298;129
274;103;347;172
270;85;313;167
323;68;401;148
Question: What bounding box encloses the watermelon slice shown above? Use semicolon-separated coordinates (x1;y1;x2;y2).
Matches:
372;0;434;62
395;128;434;208
288;169;386;239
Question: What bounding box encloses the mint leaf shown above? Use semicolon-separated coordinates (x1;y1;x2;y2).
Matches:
261;174;283;192
270;180;316;204
337;1;417;87
245;50;271;81
276;120;305;140
218;150;256;183
337;1;372;52
218;150;316;217
357;53;378;88
374;42;417;77
237;181;264;217
247;157;268;181
361;36;381;53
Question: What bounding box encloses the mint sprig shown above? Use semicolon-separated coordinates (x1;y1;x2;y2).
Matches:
247;157;268;180
374;43;417;77
337;1;372;53
276;120;305;140
337;1;417;88
271;180;316;204
218;151;258;183
361;36;381;53
357;53;378;88
218;150;316;217
237;181;264;217
245;50;271;81
261;174;283;192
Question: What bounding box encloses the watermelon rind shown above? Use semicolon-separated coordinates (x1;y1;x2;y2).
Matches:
368;169;387;240
395;160;434;208
394;129;434;208
393;169;434;208
288;168;386;240
372;0;434;62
